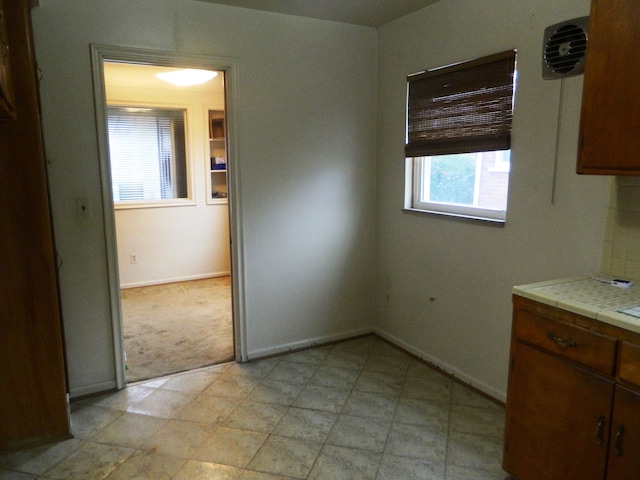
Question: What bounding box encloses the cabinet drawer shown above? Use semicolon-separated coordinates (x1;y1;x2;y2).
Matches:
514;308;617;375
618;341;640;389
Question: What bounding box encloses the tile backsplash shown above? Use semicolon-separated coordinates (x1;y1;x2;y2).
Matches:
601;177;640;279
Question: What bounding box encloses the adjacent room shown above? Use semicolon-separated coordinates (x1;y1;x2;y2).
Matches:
102;62;234;381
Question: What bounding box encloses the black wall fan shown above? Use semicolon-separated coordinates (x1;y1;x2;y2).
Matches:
542;17;589;79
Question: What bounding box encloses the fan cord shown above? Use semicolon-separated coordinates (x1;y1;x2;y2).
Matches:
551;76;565;205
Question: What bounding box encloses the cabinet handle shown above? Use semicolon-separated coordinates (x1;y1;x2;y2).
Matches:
595;415;606;446
614;425;625;456
547;332;577;348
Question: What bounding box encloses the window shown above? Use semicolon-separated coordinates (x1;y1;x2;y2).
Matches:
405;50;517;222
107;106;189;205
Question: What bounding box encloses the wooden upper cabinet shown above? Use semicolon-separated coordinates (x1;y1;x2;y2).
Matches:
577;0;640;175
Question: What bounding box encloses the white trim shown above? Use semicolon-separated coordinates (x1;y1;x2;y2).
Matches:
246;328;374;360
90;44;246;387
373;327;506;403
120;272;231;289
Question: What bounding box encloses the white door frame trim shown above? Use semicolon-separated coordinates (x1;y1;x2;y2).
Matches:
89;44;248;389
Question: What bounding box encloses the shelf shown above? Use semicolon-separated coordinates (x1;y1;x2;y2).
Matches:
207;109;227;205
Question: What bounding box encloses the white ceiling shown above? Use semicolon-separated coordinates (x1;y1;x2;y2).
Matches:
103;62;225;94
194;0;442;27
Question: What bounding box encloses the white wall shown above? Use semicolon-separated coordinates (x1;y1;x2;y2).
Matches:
31;0;377;396
106;79;230;287
375;0;611;400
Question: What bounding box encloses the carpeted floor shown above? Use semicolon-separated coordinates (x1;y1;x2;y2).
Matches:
120;277;234;383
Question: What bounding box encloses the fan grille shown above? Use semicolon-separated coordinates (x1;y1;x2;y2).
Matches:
542;17;589;79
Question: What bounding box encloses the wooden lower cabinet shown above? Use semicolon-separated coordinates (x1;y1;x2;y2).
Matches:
503;296;640;480
504;342;612;480
608;386;640;479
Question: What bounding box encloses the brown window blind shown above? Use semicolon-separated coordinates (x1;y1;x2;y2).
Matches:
406;50;516;158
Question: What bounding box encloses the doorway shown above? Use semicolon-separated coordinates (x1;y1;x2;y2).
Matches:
90;46;246;388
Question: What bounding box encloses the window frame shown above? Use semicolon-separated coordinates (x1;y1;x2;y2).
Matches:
107;102;195;210
408;154;509;222
404;50;516;223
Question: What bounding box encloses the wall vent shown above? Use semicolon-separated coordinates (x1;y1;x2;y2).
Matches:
542;17;589;79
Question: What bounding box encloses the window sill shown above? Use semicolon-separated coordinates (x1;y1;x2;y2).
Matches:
114;199;196;210
402;207;506;225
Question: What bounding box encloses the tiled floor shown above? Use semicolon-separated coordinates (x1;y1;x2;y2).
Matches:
0;336;510;479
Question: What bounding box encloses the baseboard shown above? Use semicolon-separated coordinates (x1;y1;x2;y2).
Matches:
246;327;374;360
69;379;117;399
373;327;506;403
120;272;230;289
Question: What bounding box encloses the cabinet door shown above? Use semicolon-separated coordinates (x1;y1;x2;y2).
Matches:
577;0;640;174
503;342;613;480
0;0;70;451
607;386;640;480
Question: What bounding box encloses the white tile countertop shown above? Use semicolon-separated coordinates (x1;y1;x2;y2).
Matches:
513;274;640;334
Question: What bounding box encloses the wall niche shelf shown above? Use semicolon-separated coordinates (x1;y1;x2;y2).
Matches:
207;109;227;204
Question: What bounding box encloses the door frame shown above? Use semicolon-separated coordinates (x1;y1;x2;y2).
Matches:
90;44;248;389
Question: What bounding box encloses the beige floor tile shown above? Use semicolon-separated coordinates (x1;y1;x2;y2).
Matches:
248;435;323;479
327;415;391;452
264;361;318;384
293;384;351;413
175;393;238;425
0;438;83;476
446;431;504;472
91;412;166;449
202;373;258;399
341;390;398;421
0;468;38;479
76;384;156;411
354;370;404;396
2;336;508;480
125;388;195;418
224;401;287;433
238;470;296;480
103;450;186;479
173;459;242;480
309;366;360;389
402;375;453;404
245;378;303;406
364;353;411;374
140;419;216;458
43;441;133;480
321;350;369;370
224;359;279;380
272;407;337;442
307;444;380;480
70;405;123;440
394;397;450;428
445;464;510;480
192;427;268;468
377;454;445;480
386;422;448;463
158;370;222;394
449;405;505;439
451;383;503;409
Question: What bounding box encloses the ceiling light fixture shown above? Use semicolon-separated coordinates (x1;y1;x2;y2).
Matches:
155;69;218;86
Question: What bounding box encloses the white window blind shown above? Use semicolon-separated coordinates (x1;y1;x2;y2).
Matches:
107;106;188;203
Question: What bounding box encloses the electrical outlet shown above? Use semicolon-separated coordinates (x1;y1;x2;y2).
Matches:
130;253;138;264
